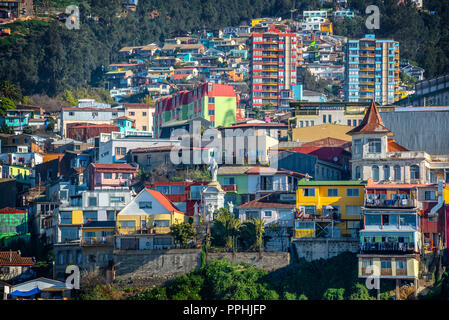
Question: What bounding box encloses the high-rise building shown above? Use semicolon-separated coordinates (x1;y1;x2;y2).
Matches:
249;31;299;109
344;34;400;105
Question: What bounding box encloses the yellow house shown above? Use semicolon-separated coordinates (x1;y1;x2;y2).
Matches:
358;255;419;281
123;103;155;132
116;188;187;235
296;180;366;238
81;221;116;245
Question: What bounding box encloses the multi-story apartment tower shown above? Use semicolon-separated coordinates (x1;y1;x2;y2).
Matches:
344;34;399;105
249;31;299;109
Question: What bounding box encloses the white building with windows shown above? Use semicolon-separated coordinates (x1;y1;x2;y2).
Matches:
349;101;449;183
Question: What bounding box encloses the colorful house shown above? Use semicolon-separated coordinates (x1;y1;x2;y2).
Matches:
296;180;366;238
116;188;187;235
113;116;136;133
87;163;138;190
81;221;115;246
153;83;237;138
147;182;209;216
0;207;28;236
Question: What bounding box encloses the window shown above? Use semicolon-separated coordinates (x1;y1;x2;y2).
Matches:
155;185;169;194
303;188;315;197
394;165;401;181
323;115;326;123
372;165;379;181
353;139;362;154
59;190;68;200
171;185;185;195
368;139;381;153
139;201;152;209
381;260;392;269
208;97;215;103
383;165;390;180
88;197;97;206
104;173;112;179
396;259;406;270
111;196;125;202
83;211;98;223
129;112;135;116
410;165;420;180
208;109;215;116
328;115;332;123
425;191;436;200
264;211;272;217
143;112;147;116
122;173;130;179
115;147;127;155
142;126;147;131
355;166;361;180
346;188;360;197
303;206;316;215
346;205;362;215
154;220;170;227
327;188;338;197
382;214;389;225
120;221;136;228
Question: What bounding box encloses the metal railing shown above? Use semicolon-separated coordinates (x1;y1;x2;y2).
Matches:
364;198;416;208
360;242;416;253
81;236;114;246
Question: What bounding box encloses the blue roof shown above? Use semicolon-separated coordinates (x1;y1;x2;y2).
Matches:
10;287;40;297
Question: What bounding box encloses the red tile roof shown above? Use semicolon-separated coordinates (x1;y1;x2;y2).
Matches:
238;194;295;208
146;189;184;214
387;138;408;152
347;101;393;136
0;251;34;266
0;207;27;214
90;163;138;172
123;103;155;109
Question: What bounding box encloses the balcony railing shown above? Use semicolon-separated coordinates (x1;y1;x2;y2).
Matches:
222;184;237;192
360;242;416;254
81;236;114;247
364;198;416;208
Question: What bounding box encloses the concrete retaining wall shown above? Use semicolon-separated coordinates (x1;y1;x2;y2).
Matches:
292;238;360;262
113;249;202;280
206;251;290;271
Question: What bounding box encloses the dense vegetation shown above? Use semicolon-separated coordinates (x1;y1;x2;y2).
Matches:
1;0;449;98
79;252;396;300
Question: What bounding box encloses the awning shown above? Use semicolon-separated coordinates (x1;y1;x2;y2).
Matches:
10;287;41;297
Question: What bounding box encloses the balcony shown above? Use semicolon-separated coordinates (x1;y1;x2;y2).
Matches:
364;198;416;208
222;184;237;192
81;236;114;247
360;242;416;254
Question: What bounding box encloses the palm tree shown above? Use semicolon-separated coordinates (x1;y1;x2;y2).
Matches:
214;208;241;253
252;218;265;258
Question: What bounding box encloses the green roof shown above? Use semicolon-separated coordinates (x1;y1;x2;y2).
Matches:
297;179;367;186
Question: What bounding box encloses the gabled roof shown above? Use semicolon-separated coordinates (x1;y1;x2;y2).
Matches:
146;188;184;214
0;251;34;266
291;146;350;164
347;101;393;136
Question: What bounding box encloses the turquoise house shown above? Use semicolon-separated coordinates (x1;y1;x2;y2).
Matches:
0;116;28;129
114;116;136;133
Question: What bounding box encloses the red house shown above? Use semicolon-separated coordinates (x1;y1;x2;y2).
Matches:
146;181;209;216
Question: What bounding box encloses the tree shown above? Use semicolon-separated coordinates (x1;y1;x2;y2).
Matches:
212;208;242;251
22;126;33;134
0;97;16;116
0;80;22;103
0;123;14;134
349;283;375;300
140;94;155;106
252;218;265;257
61;90;78;106
323;288;345;300
170;222;197;248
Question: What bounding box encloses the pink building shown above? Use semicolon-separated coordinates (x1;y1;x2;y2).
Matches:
87;163;138;190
